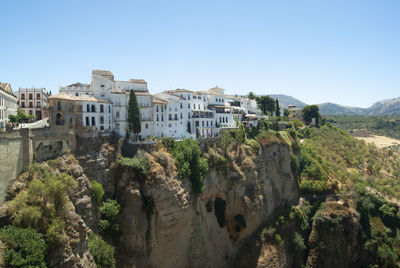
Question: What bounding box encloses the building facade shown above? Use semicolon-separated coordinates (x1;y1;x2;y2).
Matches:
59;83;92;96
48;94;112;134
0;83;18;129
58;70;262;140
18;88;49;120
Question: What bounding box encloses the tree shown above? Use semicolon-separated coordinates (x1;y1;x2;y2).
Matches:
283;108;290;118
248;92;256;100
255;96;275;115
88;234;116;268
128;90;141;140
275;98;280;117
0;226;47;267
303;105;320;126
8;109;33;123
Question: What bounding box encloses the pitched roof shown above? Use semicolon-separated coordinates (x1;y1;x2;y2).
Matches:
0;83;16;98
66;82;89;87
129;79;147;84
49;93;111;104
152;96;168;104
92;70;114;80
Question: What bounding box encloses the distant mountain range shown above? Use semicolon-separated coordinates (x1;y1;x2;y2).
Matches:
270;94;400;116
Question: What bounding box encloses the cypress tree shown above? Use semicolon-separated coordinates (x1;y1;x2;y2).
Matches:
128;90;141;140
275;98;281;118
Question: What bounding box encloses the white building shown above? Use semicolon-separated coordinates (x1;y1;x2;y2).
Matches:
0;83;18;129
57;70;262;140
59;83;92;97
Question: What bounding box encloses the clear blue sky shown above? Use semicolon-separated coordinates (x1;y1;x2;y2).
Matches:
1;0;400;107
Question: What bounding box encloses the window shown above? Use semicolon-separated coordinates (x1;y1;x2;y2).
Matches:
211;121;213;127
168;124;172;128
37;94;40;99
188;112;190;119
108;105;111;113
174;114;177;120
29;110;33;115
91;104;95;112
57;101;61;111
100;125;104;130
116;111;120;118
145;124;149;129
203;97;206;101
188;103;190;109
207;121;209;127
37;102;40;108
156;105;159;112
86;117;89;126
188;94;190;100
161;114;164;121
29;94;33;100
29;102;33;108
101;84;104;88
100;104;104;113
196;121;199;127
75;93;79;96
157;114;159;121
169;114;172;120
21;94;25;100
87;104;90;112
193;104;195;109
202;121;204;127
21;101;25;108
180;113;182;119
91;117;95;126
180;103;182;109
100;116;104;124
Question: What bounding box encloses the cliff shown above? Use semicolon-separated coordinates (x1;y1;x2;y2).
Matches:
0;136;299;267
110;142;298;267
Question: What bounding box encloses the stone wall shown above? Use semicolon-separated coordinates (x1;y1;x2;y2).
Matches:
0;130;24;201
0;127;78;202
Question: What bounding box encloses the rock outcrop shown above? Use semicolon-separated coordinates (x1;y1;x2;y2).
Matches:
111;142;298;268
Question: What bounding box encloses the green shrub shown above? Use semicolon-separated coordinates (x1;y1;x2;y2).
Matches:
115;151;150;178
0;225;47;268
290;154;300;178
99;199;120;220
171;139;208;195
292;232;306;251
91;180;105;205
99;199;121;235
299;180;329;195
8;167;77;229
214;198;226;228
88;234;116;268
274;233;284;245
245;139;261;154
46;217;65;245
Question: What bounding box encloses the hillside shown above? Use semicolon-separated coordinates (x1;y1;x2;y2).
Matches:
268;94;400;116
318;102;365;115
319;97;400;116
269;94;307;108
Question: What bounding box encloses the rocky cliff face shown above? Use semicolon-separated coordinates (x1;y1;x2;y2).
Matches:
0;138;299;267
107;142;298;268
